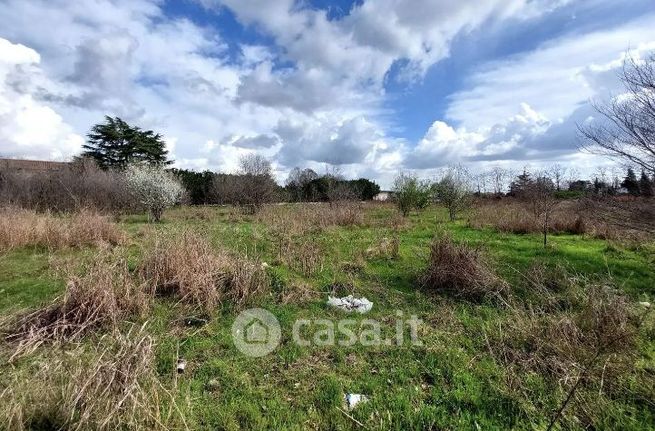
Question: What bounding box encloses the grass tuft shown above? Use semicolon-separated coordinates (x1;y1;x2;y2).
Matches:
139;231;269;311
3;254;148;359
420;234;507;301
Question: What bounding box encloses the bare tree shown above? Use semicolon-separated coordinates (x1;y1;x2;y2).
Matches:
237;154;277;213
566;167;581;190
549;164;567;191
579;52;655;175
286;167;319;201
517;172;559;247
490;166;508;196
473;171;490;195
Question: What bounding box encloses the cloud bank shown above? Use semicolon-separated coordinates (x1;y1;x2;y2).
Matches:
0;0;653;186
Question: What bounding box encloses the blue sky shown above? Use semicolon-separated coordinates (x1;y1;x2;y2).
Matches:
1;0;654;186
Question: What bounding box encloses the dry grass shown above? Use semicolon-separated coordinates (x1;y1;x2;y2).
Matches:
0;325;182;430
287;239;324;276
497;286;636;379
469;199;586;235
164;205;216;222
3;254;149;359
419;235;507;301
258;202;364;234
278;281;321;305
0;207;124;252
138;231;269;310
468;198;652;242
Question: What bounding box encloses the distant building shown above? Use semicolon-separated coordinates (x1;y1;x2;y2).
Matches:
0;158;69;174
373;190;394;201
616;187;629;195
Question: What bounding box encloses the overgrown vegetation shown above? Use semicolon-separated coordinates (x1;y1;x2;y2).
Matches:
0;199;653;430
420;234;507;301
0;207;124;251
139;231;269;311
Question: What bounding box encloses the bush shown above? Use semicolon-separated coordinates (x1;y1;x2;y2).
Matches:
392;172;432;217
434;166;472;221
419;235;506;301
124;164;184;222
210;154;278;214
0;158;134;213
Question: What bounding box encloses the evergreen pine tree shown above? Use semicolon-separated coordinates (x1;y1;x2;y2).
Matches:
82;116;171;169
509;170;533;196
621;168;640;196
639;170;654;197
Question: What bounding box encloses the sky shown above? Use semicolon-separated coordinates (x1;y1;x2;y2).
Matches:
1;0;654;187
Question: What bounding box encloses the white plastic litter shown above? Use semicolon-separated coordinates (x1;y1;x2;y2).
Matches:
344;393;368;410
639;301;651;308
327;295;373;313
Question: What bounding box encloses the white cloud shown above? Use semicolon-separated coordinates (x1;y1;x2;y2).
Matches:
446;15;655;128
378;13;655;180
0;38;83;160
0;0;652;187
406;103;549;168
201;0;572;116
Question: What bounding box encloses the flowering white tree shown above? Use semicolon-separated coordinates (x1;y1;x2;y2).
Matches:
124;164;183;222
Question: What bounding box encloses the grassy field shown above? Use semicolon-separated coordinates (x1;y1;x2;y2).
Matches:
1;203;654;430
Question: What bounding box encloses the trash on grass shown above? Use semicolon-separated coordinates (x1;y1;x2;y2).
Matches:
344;393;368;410
183;316;208;327
177;359;186;374
327;295;373;313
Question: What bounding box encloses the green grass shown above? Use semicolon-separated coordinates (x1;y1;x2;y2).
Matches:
1;203;654;430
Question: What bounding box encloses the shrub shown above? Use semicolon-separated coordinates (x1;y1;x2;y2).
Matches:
0;207;124;252
434;166;473;221
419;235;506;301
0;158;134;213
124;164;183;222
138;231;269;310
211;155;278;214
392;172;432;217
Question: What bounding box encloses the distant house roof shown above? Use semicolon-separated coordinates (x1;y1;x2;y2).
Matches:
0;158;69;173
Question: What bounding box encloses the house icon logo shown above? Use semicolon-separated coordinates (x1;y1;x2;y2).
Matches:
232;308;281;357
245;318;270;344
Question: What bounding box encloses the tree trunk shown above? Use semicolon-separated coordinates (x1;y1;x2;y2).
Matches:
543;212;548;247
151;206;163;222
